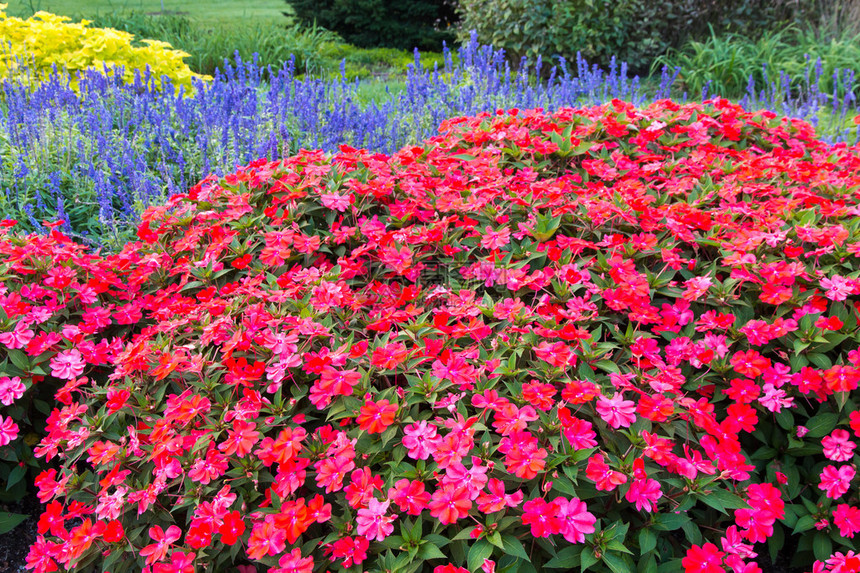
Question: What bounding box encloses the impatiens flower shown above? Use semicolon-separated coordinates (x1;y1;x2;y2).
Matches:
625;478;663;512
401;420;439;460
834;504;860;538
734;507;775;543
371;341;408;369
522;498;564;537
819;465;856;499
585;453;627;491
595;393;637;429
139;524;182;566
315;454;355;493
246;517;287;560
273;548;314;573
554;497;597;543
388;479;431;515
355;498;395;541
330;536;369;568
0;414;19;446
0;376;25;406
428;485;472;525
476;478;523;513
558;408;598;449
356;399;398;434
49;348;86;380
217;419;260;457
730;350;771;378
823;430;857;462
218;511;246;545
682;276;713;301
682;543;725;573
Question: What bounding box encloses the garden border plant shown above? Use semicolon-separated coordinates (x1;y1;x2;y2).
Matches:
2;98;860;572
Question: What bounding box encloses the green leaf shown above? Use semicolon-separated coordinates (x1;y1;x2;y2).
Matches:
467;539;494;572
806;413;839;438
581;549;599;572
602;552;630;573
501;535;530;562
639;527;657;554
652;512;690;531
6;349;29;372
5;464;25;491
813;533;833;562
605;540;633;555
793;515;815;534
0;512;27;534
417;543;447;560
545;546;583;569
698;488;749;514
768;523;784;564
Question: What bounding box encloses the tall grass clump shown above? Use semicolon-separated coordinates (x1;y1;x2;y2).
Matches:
84;11;340;77
654;22;860;101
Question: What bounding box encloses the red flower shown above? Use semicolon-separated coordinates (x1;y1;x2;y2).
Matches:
219;511;246;545
682;543;725;573
428;485;472;525
356;399;398;434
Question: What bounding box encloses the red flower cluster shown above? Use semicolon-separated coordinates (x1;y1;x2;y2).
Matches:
2;98;860;572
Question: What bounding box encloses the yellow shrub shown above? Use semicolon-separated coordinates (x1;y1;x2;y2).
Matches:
0;4;210;92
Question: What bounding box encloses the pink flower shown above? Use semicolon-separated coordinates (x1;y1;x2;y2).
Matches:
595;393;637;429
585;453;627;491
139;525;181;566
49;348;85;380
355;498;395;541
823;430;857;462
388;479;430;515
734;508;775;543
0;376;25;406
0;415;19;446
819;465;856;499
0;324;34;349
834;504;860;538
625;478;663;512
476;478;523;514
401;420;438;460
522;498;564;537
320;193;350;212
553;497;597;543
480;225;511;249
273;547;314;573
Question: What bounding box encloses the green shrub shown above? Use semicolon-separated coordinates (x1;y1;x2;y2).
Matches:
455;0;804;75
284;0;457;51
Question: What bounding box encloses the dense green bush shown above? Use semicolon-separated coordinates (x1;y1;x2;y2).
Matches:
455;0;805;75
284;0;457;51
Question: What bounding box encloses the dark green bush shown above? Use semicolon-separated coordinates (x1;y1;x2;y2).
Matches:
284;0;457;51
455;0;805;75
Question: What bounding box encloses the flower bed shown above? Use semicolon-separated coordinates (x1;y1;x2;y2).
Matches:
3;99;860;572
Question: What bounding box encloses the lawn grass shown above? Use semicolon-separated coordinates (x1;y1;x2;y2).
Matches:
3;0;288;23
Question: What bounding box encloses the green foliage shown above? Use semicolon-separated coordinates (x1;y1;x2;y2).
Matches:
653;25;860;100
284;0;457;51
85;11;340;77
455;0;804;75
